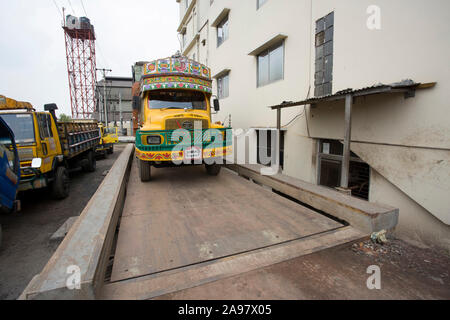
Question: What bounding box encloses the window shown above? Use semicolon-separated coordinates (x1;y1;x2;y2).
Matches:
184;0;189;9
257;0;268;9
317;139;370;200
217;73;229;99
193;53;196;61
217;15;229;47
210;0;214;5
190;17;195;36
257;41;284;87
1;113;35;144
314;12;334;96
46;114;53;137
256;129;284;169
148;90;207;111
37;113;53;139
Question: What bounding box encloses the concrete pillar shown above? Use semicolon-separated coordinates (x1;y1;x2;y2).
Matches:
276;108;281;172
340;94;352;188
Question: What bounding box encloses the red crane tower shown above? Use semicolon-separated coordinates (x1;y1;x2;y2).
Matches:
63;13;97;119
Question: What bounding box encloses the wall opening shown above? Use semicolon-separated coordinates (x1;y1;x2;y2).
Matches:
317;139;370;200
256;129;284;170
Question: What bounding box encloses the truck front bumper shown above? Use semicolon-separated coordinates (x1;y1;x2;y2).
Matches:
18;168;47;192
135;145;232;163
18;175;47;192
135;128;233;164
95;143;111;152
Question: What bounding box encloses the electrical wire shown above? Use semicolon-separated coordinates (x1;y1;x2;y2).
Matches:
75;0;110;70
67;0;77;15
281;109;305;128
51;0;63;19
280;84;312;129
96;42;110;69
76;0;110;69
279;0;314;131
79;0;88;16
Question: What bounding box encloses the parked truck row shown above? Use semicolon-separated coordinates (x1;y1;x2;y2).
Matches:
0;96;101;199
0;95;121;249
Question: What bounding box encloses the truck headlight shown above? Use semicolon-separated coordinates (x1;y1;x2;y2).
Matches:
147;135;162;145
31;158;42;169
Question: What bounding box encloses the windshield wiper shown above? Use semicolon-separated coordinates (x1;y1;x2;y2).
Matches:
159;106;184;111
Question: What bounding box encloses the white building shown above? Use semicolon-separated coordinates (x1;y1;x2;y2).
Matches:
176;0;450;251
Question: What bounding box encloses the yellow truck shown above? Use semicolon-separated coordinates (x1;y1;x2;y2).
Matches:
96;123;118;157
134;56;232;181
0;96;100;199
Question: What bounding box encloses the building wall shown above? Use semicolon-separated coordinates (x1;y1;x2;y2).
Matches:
310;0;450;149
96;77;133;124
370;169;450;250
176;0;450;250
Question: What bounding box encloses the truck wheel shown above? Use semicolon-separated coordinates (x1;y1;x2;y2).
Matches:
205;164;222;176
107;145;114;154
139;159;151;182
52;166;70;199
0;224;2;248
83;150;96;172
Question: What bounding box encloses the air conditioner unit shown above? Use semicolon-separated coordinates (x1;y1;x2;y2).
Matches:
66;15;80;29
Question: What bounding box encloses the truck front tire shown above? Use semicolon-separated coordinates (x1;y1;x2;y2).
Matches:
52;166;70;199
139;159;151;182
205;164;222;176
107;144;114;154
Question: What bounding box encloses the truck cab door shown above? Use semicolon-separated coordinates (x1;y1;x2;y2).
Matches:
111;127;119;143
36;113;59;171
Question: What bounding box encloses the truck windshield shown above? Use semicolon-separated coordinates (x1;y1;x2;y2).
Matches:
104;127;116;134
0;114;35;144
148;90;207;110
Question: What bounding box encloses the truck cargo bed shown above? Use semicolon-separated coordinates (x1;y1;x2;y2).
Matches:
57;121;100;158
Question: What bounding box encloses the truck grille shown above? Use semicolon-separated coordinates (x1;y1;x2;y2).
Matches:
18;148;34;161
165;118;209;130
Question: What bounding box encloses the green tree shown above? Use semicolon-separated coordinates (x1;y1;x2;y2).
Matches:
59;114;72;122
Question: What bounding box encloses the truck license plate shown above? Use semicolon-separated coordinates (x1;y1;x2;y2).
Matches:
184;146;202;160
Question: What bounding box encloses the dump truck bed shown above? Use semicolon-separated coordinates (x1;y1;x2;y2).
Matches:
57;121;100;159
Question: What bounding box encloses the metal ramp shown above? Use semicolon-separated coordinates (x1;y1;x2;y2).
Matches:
110;159;345;283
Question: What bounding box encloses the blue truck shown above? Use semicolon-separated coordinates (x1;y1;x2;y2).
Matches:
0;116;21;246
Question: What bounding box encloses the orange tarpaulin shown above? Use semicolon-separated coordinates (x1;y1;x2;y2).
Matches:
0;95;34;111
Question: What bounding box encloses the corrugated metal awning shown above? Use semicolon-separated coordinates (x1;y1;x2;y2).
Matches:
269;80;436;110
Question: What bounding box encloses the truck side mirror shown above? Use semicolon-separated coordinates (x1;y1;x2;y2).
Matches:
213;99;220;112
44;103;58;123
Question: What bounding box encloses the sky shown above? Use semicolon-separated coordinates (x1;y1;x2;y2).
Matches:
0;0;180;116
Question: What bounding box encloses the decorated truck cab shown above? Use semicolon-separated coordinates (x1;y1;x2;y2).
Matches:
134;56;232;182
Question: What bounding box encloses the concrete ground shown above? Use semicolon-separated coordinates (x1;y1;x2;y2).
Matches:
157;237;450;300
0;144;127;300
